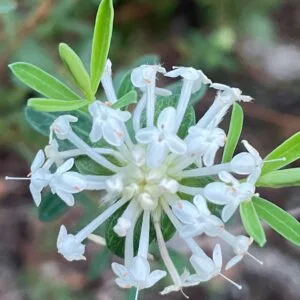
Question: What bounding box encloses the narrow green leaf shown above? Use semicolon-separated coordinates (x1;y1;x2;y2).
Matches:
257;168;300;188
116;71;134;98
90;0;114;93
75;156;114;176
59;43;93;100
240;201;266;247
253;196;300;246
38;193;69;222
112;90;137;109
28;98;87;112
9;62;80;100
261;132;300;174
222;103;244;163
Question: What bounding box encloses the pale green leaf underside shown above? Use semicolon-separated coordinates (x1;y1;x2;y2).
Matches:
257;168;300;188
90;0;114;93
222;103;244;163
28;98;88;112
9;62;80;100
240;201;266;247
253;196;300;246
262;132;300;174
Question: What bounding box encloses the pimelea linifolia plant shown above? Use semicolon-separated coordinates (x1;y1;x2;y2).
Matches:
6;0;300;298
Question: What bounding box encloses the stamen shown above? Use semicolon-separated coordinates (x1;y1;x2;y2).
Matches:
135;288;140;300
5;176;31;181
246;252;263;265
219;273;242;290
180;288;189;299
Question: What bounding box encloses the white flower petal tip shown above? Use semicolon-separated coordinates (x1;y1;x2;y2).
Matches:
113;217;131;237
88;101;130;145
159;178;179;194
57;225;86;262
51;115;78;140
112;256;166;290
131;65;166;88
165;67;212;93
211;83;253;104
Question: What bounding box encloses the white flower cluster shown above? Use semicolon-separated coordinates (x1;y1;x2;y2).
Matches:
7;60;267;297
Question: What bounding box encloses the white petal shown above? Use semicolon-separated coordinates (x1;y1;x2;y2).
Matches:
165;135;187;154
203;182;231;205
213;244;222;269
218;171;238;184
112;262;129;278
145;270;167;288
225;255;243;270
56;190;75;206
56;158;74;175
164;68;183;78
222;202;239;222
89;120;103;143
31;150;45;172
102;119;125;146
57;225;67;248
115;278;132;289
193;195;210;216
231;152;256;175
157;107;177;133
180;224;205;238
135;127;158;144
190;254;214;276
203;144;219;166
242;140;260;159
146;141;167;168
88;101;102;118
172;200;199;224
29;184;42;206
211;83;232;92
58;172;87;193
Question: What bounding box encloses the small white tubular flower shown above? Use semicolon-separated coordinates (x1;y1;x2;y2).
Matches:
29;150;52;206
131;64;166;89
165;66;212;93
88;101;131;146
136;107;187;167
188;244;223;282
204;171;256;222
165;67;211;132
101;59;118;104
225;236;253;270
44;139;64;166
50;115;78;141
57;225;86;261
112;256;166;290
49;158;87;206
211;83;253;104
131;64;166;127
172;196;223;238
186;125;226;166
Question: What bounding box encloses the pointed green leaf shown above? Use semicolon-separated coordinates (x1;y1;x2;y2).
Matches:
28;98;87;112
59;43;93;100
116;71;134;98
9;62;80;100
257;168;300;188
38;193;69;222
253;196;300;246
90;0;114;93
262;132;300;174
240;201;266;246
222;103;244;163
112;90;137;109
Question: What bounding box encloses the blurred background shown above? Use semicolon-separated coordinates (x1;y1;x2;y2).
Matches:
1;0;300;299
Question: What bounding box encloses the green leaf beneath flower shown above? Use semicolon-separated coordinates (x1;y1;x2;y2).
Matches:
90;0;114;93
261;132;300;175
240;201;266;247
9;62;80;100
28;98;88;112
112;90;137;110
253;196;300;246
59;43;94;100
222;103;243;163
257;168;300;188
116;71;135;99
